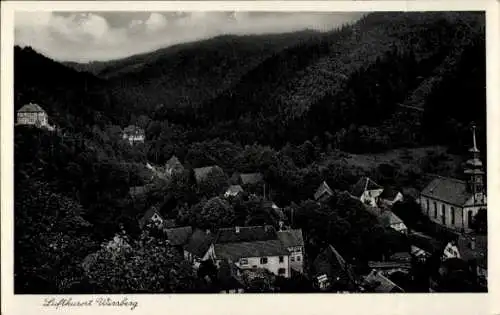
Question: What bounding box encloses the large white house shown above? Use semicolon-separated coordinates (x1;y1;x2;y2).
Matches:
420;126;486;233
16;103;54;130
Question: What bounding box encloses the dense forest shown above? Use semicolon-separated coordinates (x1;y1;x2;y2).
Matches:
14;11;486;293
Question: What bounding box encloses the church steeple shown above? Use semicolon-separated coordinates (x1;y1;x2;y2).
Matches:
464;124;484;195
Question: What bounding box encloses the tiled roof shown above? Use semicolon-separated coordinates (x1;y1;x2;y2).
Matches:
313;245;357;288
379;210;404;227
165;226;193;246
408;232;445;255
214;240;288;260
215;225;277;244
457;234;487;269
162;219;177;229
18;103;45;113
184;229;214;258
421;176;472;206
379;187;401;200
363;270;404;293
277;229;304;248
239;173;264;185
166;155;182;167
350;177;382;197
389;251;412;262
314;181;334;201
193;165;223;183
368;261;412;270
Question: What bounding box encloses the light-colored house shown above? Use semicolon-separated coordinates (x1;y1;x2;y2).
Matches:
165;155;184;177
138;207;163;229
379;210;408;234
212;225;291;278
349;177;384;207
224;185;244;198
16;103;55;130
314;181;334;203
122;125;145;144
420;127;486;232
277;229;305;274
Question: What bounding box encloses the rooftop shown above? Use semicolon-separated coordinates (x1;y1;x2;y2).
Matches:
184;229;214;257
350;177;382;197
18;103;45;113
193;165;223;183
314;181;334;201
277;229;304;248
421;176;474;206
239;173;264;185
215;225;277;244
164;226;193;246
214;239;288;260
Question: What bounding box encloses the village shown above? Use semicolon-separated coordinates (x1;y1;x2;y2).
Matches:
16;103;488;293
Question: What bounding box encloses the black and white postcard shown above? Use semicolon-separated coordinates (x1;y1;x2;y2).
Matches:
1;1;499;315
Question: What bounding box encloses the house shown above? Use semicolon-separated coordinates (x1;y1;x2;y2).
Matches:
348;177;384;207
193;165;224;184
184;229;215;269
420;127;486;232
379;210;408;234
165;155;184;177
16;103;54;130
442;234;487;284
362;269;404;293
312;244;358;292
314;181;334;203
277;229;304;274
122;125;145;144
408;232;445;262
379;187;404;207
138;207;163;230
213;225;291;278
224;185;244;198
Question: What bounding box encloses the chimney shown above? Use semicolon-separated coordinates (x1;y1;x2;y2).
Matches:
235;226;240;233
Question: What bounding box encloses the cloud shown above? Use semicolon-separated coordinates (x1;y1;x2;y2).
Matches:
14;11;364;62
144;13;167;32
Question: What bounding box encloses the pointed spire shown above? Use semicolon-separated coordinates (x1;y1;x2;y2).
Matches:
469;123;479;153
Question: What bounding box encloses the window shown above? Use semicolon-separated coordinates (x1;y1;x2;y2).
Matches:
240;258;248;265
279;256;284;263
260;257;268;264
451;207;455;225
291;257;295;262
467;210;474;228
441;204;446;224
434;202;438;218
296;255;301;262
278;268;286;275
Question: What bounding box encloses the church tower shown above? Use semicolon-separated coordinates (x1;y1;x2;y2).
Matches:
464;124;485;199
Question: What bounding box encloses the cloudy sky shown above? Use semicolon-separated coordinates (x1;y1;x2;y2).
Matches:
15;11;364;62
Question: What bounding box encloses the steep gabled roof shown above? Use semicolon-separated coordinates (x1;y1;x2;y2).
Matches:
314;181;334;201
184;229;214;258
277;229;304;248
18;103;45;113
421;176;472;206
313;244;357;289
215;225;277;244
165;226;193;246
239;173;264;185
379;210;404;227
350;177;382;197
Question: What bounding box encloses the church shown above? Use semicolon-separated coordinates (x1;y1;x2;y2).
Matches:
419;126;486;233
